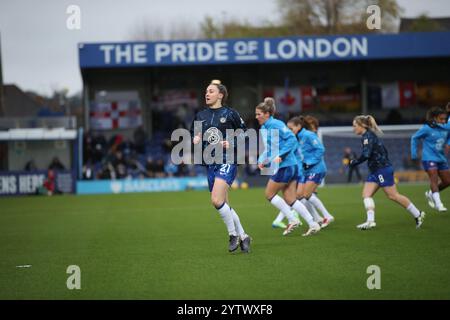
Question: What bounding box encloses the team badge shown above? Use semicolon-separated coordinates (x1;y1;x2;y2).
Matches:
363;139;369;145
220;117;226;123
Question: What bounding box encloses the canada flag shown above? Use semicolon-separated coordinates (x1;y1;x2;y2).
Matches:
274;87;300;114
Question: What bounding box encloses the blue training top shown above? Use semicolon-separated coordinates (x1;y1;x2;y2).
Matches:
258;116;298;169
296;128;327;174
295;145;304;176
411;123;449;163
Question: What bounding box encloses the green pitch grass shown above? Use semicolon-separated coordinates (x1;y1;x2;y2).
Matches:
0;184;449;299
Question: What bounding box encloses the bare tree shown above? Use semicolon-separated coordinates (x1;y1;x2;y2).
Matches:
128;17;199;41
402;14;444;32
277;0;402;34
128;19;165;41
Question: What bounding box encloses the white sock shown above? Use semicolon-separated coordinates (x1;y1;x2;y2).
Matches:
301;198;322;222
309;194;333;219
274;211;285;224
291;200;315;226
270;195;296;223
217;203;237;236
367;210;375;222
406;203;421;218
230;208;246;239
432;192;443;207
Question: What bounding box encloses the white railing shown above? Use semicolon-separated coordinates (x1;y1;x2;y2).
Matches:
0;117;77;130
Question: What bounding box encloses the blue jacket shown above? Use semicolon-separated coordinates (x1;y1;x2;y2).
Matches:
352;130;392;173
190;105;247;165
411;124;449;163
296;128;327;174
295;146;304;176
258;116;298;169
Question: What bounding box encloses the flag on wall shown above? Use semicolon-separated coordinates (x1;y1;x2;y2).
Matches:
90;91;142;130
300;86;315;110
381;82;416;109
264;87;316;114
274;87;301;114
155;90;198;110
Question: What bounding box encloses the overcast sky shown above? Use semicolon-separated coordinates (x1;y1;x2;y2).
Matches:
1;0;450;96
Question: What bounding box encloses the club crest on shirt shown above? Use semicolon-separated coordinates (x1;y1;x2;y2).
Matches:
220;117;227;123
363;139;369;145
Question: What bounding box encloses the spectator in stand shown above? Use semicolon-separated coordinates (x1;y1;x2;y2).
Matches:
97;162;115;180
177;159;190;177
154;159;166;178
106;134;123;158
112;151;127;179
145;157;157;178
43;169;56;196
133;125;147;154
180;154;197;177
127;157;146;178
164;160;178;177
83;131;94;164
24;160;38;171
175;104;188;129
120;139;135;159
82;161;94;180
91;133;107;163
340;147;362;183
49;157;65;171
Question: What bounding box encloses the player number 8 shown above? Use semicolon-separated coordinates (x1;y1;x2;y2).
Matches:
378;175;384;183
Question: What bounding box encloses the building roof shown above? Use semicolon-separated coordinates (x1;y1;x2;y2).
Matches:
2;84;42;117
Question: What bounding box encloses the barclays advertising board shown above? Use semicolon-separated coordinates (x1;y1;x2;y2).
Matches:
77;176;209;195
79;32;450;68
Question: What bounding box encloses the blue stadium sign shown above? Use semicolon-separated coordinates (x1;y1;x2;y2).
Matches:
79;32;450;68
76;176;208;194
